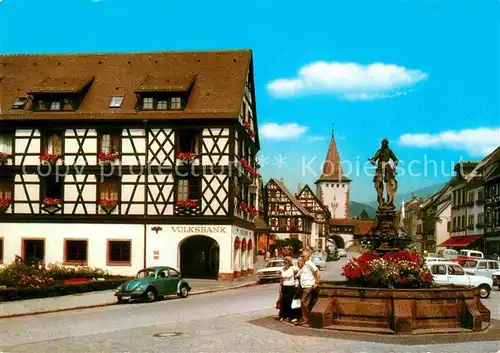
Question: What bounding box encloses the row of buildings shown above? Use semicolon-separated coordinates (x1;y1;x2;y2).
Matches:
400;147;500;256
0;49;368;280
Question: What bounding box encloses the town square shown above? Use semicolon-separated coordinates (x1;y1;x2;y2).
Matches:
0;0;499;352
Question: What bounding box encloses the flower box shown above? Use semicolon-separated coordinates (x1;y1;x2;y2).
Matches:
239;202;247;211
39;153;59;164
278;208;285;213
247;207;258;215
42;198;62;206
176;199;198;209
0;198;12;213
99;199;118;213
0;152;11;164
243;121;250;129
177;151;199;162
98;152;120;164
63;278;93;285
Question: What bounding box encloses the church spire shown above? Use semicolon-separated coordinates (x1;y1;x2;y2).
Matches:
315;125;351;184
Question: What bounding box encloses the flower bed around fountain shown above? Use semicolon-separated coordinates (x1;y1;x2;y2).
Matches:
310;250;491;334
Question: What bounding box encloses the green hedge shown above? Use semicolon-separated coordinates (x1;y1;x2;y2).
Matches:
0;278;131;302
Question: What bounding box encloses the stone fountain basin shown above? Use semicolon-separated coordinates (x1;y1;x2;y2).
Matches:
310;281;490;335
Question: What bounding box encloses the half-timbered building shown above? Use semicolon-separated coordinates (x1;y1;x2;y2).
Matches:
265;178;314;249
0;50;260;281
296;184;331;250
479;147;500;255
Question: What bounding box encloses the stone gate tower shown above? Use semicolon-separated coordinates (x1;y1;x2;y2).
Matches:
315;128;351;219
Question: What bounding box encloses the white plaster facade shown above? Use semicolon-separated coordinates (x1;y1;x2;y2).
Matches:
316;181;349;219
1;223;254;278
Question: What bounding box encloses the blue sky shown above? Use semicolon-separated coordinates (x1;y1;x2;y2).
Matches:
1;0;499;202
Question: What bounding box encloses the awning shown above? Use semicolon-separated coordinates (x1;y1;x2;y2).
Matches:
450;235;482;247
437;236;461;247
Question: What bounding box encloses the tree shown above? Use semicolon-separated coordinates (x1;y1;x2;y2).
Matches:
359;209;370;220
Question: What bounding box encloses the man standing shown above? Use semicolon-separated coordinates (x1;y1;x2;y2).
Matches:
298;251;320;327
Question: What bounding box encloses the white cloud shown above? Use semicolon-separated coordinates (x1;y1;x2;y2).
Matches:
267;61;427;101
398;127;500;157
259;123;307;140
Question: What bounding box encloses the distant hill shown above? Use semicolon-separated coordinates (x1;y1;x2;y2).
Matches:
349;201;377;219
365;182;447;210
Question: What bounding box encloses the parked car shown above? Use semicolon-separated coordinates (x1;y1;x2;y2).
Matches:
115;266;191;303
337;248;347;258
425;256;446;263
492;271;500;289
458;249;484;258
257;259;285;283
326;245;339;261
427;261;493;298
438;248;459;259
311;254;327;270
460;259;500;279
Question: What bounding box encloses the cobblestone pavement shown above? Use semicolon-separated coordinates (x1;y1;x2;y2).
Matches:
1;255;499;353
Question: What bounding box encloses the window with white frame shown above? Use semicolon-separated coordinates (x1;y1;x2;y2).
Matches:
143;97;154;110
157;100;168;110
46;133;62;155
100;133;119;154
171;97;182;109
0;134;13;154
50;101;61;111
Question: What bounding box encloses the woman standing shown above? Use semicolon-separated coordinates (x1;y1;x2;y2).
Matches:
278;256;297;322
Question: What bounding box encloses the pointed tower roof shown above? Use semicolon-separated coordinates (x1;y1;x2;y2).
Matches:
315;126;351;184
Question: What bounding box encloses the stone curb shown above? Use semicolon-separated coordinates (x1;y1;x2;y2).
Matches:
0;281;258;319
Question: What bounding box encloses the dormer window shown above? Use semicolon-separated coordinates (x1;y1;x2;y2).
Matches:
134;75;195;111
12;97;28;109
29;76;94;112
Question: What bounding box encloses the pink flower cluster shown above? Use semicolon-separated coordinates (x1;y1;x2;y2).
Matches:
98;152;119;162
39;153;59;163
42;198;61;205
176;199;198;208
19;274;55;289
341;250;434;288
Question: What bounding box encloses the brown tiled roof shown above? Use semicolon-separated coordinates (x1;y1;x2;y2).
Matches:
134;75;196;93
356;220;374;235
330;218;356;226
28;76;95;94
0;50;252;120
272;179;314;218
315;133;351;183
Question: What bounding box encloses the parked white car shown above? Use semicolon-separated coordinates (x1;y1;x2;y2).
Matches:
425;256;446;263
337;248;347;258
427;261;493;298
458;249;484;258
257;259;285;283
311;254;327;270
438;248;459;259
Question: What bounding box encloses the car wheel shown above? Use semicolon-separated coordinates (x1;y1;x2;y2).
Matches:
144;288;157;302
178;285;189;298
478;284;491;299
117;297;127;304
